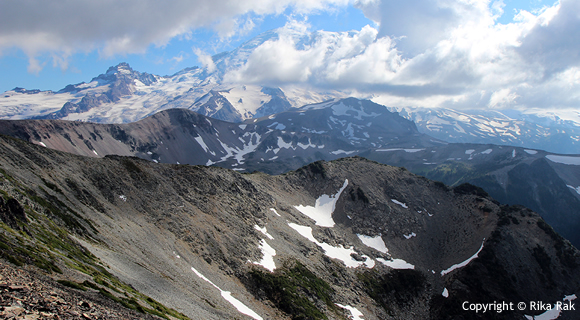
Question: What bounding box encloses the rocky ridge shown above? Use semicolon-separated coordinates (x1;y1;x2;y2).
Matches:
0;134;578;319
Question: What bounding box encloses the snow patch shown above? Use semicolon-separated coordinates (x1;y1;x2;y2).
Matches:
270;208;281;217
297;138;318;150
331;150;357;155
190;267;263;320
92;150;99;156
376;148;424;153
253;239;276;272
524;149;538;155
376;258;415;270
566;185;580;195
331;102;380;120
194;136;210;153
441;240;485;276
363;256;375;268
376;148;401;152
442;288;449;298
391;199;408;208
481;149;493;154
38;142;47;147
335;304;364;320
273;136;294;153
565;294;577;301
294;179;348;227
254;225;274;240
119;195;127;202
546;155;580;165
403;233;416;239
238;124;247;130
465;149;475;155
357;234;388;254
288;223;373;268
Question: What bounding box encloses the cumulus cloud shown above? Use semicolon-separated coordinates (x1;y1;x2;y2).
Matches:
223;0;580;110
0;0;350;72
194;48;217;72
3;0;579;111
223;21;401;86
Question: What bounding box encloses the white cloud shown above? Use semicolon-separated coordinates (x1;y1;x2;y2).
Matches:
194;48;217;72
224;22;402;87
170;54;185;64
0;0;351;72
27;57;45;75
489;89;519;109
3;0;578;111
223;0;580;111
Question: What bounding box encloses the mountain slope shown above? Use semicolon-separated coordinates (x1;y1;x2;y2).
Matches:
1;98;580;250
391;107;580;154
0;98;439;174
0;135;578;319
362;144;580;248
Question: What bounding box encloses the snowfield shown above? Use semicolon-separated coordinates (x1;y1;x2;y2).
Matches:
294;179;348;227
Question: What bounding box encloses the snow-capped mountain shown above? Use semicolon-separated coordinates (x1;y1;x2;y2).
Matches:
0;62;309;124
0;29;344;124
391;107;580;154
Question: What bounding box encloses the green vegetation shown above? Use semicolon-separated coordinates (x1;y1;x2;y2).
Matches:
0;173;189;320
57;279;87;291
357;269;426;314
250;261;336;320
25;186;96;233
433;180;449;191
0;168;16;183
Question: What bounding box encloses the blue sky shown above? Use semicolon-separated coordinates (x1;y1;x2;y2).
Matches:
0;0;548;93
1;0;577;112
0;3;371;92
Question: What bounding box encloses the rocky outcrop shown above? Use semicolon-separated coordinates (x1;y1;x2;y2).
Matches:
0;261;161;319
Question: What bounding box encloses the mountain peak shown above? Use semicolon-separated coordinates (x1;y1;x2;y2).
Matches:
106;62;133;75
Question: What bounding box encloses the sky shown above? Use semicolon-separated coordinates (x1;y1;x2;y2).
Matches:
0;0;578;111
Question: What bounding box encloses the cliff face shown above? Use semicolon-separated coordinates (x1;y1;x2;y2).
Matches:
0;135;578;319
